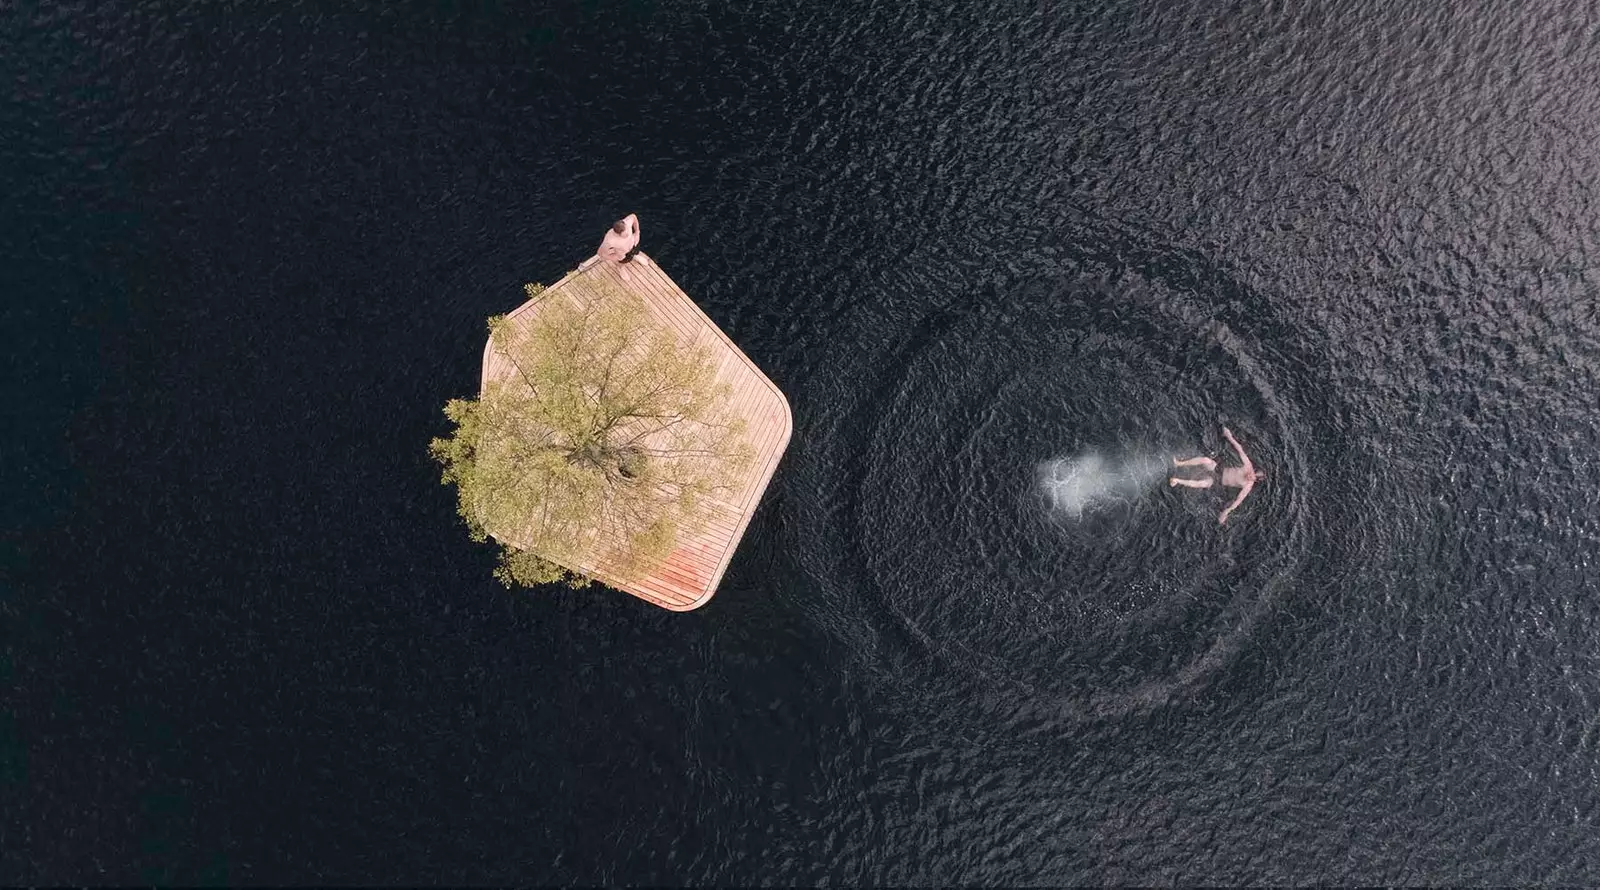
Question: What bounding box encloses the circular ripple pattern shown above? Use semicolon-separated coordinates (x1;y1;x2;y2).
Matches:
790;241;1379;728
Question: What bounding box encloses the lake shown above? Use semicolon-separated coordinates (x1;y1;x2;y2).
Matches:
7;0;1600;882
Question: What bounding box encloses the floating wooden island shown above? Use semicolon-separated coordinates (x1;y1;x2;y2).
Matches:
479;253;792;611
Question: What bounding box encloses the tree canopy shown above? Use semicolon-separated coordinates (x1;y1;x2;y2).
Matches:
431;281;753;589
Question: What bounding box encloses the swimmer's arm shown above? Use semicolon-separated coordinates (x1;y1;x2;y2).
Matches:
1222;426;1251;470
1218;484;1252;525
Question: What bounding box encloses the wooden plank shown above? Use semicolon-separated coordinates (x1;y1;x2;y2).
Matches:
478;252;792;610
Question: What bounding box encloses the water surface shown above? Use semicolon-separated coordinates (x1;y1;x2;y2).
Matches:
7;0;1600;883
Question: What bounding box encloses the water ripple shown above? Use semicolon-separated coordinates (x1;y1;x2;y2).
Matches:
787;228;1400;732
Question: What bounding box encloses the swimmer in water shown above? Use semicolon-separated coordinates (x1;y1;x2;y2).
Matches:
1170;426;1266;524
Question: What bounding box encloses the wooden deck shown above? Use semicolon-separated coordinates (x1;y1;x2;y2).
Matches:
479;252;792;611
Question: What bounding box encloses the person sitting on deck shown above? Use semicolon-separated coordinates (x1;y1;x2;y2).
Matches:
597;214;640;265
1169;426;1265;525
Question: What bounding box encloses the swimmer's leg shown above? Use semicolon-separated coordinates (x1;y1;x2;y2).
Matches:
1169;476;1214;489
1173;456;1217;470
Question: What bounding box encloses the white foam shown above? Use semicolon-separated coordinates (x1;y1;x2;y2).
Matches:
1036;449;1170;519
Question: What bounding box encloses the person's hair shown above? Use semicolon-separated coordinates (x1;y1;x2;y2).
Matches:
612;220;628;234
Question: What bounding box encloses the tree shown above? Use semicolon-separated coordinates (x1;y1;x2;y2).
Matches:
430;280;754;590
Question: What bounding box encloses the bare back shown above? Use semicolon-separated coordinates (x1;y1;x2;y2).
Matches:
598;230;629;261
597;214;640;262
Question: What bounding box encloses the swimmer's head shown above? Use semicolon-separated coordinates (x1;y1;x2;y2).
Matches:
612;219;628;234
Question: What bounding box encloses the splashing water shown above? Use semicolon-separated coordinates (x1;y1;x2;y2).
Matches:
1036;450;1173;519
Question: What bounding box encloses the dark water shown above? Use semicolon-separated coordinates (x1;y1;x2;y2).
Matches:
7;0;1600;883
